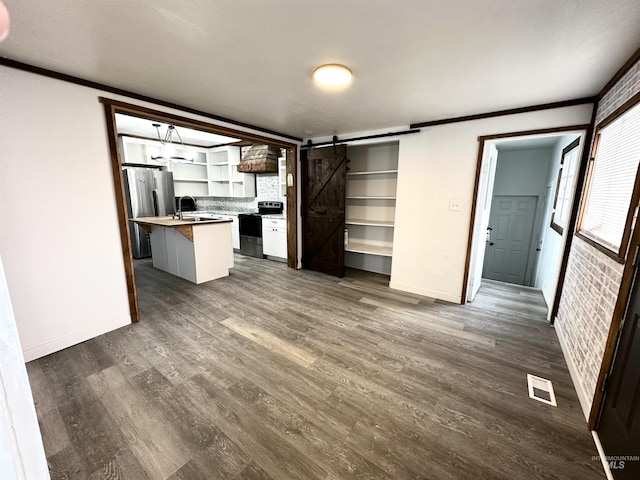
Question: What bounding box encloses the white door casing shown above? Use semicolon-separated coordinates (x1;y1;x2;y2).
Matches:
467;143;498;301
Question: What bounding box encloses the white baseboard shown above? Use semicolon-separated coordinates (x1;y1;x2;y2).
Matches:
22;315;131;362
592;430;615;480
389;280;461;304
554;319;592;421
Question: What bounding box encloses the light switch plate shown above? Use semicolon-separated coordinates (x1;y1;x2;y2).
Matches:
449;200;462;211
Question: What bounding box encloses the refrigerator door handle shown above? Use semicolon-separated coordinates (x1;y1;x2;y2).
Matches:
152;190;158;216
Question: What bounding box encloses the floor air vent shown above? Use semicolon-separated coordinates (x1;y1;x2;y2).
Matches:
527;374;557;406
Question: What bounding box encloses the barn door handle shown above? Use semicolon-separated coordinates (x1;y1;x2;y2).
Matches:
489;242;494;246
316;208;327;215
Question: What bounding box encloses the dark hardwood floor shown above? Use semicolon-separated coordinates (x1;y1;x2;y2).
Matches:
27;255;605;479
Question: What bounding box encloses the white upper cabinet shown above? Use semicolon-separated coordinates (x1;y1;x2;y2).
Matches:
208;146;256;198
118;136;256;198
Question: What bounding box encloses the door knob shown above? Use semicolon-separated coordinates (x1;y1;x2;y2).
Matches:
489;242;494;246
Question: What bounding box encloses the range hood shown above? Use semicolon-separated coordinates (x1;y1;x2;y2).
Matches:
237;145;280;173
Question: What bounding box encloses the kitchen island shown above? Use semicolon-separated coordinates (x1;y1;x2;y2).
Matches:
132;216;233;284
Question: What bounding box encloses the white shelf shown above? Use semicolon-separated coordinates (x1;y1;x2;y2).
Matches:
347;196;396;200
174;178;208;183
347;169;398;176
345;242;393;257
211;161;229;166
346;219;394;227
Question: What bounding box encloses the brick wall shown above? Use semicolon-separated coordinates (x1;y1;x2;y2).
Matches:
555;55;640;413
595;58;640;123
556;238;623;399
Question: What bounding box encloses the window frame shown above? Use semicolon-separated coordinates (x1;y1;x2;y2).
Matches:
550;138;581;235
576;92;640;263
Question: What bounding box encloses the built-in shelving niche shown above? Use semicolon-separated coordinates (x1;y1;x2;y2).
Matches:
345;141;399;275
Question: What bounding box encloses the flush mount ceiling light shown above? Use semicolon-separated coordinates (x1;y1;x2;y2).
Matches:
151;123;194;164
313;64;353;87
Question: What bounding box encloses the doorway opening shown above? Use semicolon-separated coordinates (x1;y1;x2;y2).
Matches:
465;127;587;319
101;98;299;323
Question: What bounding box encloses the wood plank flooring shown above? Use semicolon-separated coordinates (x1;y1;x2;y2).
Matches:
27;256;605;479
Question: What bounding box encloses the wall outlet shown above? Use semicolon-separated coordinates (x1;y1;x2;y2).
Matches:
449;200;462;211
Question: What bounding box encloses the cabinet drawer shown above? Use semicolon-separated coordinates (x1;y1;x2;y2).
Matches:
264;218;286;228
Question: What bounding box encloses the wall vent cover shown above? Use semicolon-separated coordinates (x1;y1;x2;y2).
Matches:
527;374;557;406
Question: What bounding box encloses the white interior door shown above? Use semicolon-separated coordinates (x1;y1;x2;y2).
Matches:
483;195;538;285
467;143;498;301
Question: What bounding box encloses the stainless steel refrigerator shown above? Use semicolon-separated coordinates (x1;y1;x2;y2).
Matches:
123;167;176;259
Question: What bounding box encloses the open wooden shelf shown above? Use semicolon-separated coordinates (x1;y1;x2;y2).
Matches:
345;242;393;257
346;219;394;227
346;196;396;200
347;169;398;176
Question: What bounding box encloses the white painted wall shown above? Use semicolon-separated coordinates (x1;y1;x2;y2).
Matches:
0;70;131;361
390;107;592;302
310;107;592;303
533;134;582;308
492;147;552;197
0;66;299;361
0;255;49;479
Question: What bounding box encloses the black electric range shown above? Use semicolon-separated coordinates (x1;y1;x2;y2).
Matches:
238;201;284;258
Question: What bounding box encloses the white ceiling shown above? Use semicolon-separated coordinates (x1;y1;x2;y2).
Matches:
115;113;240;146
1;1;639;139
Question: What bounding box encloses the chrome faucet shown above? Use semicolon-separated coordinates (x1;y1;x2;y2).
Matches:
176;195;195;220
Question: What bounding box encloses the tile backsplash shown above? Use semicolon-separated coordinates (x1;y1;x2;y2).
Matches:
194;173;285;213
256;174;283;201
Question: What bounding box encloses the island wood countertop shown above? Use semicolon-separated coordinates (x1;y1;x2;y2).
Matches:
131;216;232;242
131;216;232;227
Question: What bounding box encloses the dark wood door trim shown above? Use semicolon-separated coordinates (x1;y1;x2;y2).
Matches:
0;57;301;142
103;100;300;324
410;99;595;129
461;124;591;305
100;97;296;148
286;146;298;268
460;139;487;304
598;46;640;100
103;103;140;322
549;112;598;322
590;206;640;429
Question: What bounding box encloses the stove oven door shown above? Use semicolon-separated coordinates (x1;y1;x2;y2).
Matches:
238;214;264;258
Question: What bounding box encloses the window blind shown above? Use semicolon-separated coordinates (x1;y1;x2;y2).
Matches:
580;101;640;253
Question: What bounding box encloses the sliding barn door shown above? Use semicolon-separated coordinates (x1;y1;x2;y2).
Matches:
302;145;347;277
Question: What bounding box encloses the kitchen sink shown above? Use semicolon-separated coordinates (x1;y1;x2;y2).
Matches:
182;215;224;222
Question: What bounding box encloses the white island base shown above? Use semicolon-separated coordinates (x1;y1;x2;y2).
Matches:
134;217;234;284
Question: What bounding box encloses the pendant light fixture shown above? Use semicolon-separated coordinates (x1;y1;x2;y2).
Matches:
150;123;195;164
